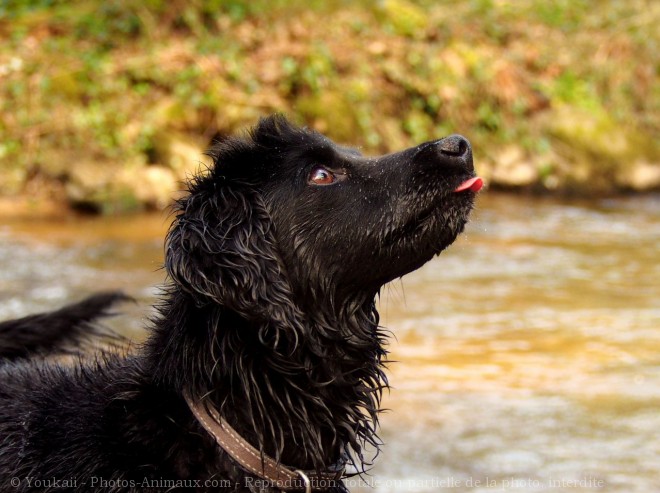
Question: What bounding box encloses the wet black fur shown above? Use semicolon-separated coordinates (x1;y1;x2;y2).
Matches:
0;292;130;361
0;116;478;492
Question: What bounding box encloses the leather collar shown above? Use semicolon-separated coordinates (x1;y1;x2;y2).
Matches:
184;391;345;492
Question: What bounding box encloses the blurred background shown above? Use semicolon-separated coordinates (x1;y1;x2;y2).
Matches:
0;1;658;492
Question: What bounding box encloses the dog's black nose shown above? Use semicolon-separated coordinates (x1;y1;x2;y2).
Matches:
438;134;471;158
435;134;473;172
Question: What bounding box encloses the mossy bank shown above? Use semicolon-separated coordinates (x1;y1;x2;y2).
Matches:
1;0;658;213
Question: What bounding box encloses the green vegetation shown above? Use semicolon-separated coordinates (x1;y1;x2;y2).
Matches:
0;0;658;212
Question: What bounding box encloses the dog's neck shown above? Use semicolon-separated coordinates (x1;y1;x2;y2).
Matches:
145;287;387;473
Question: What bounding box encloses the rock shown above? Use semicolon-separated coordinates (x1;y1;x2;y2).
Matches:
65;160;124;205
616;160;660;191
119;165;178;210
65;159;178;213
65;161;180;213
65;161;139;213
489;146;538;187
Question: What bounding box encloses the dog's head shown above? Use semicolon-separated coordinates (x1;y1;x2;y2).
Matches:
166;115;481;319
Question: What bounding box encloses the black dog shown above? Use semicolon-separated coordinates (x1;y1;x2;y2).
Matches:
0;116;482;492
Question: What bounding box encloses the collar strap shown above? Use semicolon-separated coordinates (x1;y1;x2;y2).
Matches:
184;391;344;492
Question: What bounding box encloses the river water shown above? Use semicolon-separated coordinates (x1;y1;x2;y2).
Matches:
1;194;658;492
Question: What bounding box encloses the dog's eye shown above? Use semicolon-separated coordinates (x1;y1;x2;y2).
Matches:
308;167;336;186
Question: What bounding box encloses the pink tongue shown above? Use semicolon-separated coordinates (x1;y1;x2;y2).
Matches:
454;177;484;193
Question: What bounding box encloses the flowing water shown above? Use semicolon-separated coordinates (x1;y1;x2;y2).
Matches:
0;194;658;492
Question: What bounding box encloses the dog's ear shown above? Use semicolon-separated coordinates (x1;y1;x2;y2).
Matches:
165;177;305;330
